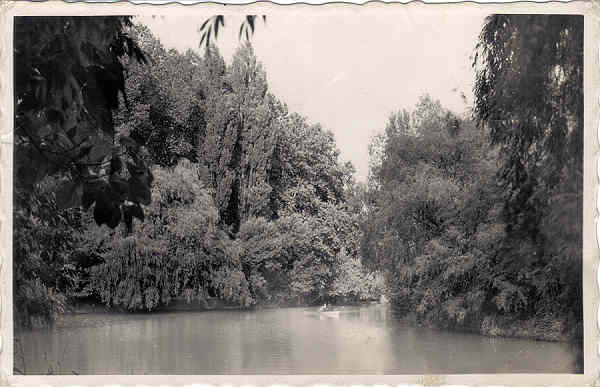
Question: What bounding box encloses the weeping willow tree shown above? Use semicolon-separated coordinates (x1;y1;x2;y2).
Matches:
473;15;583;237
467;15;583;348
473;14;583;315
86;160;254;310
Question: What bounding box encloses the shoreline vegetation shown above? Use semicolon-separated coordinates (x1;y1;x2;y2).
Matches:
13;14;582;372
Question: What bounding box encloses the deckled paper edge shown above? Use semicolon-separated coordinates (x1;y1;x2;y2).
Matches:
0;1;597;386
1;1;13;386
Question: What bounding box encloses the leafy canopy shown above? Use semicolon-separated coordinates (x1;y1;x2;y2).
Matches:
15;16;151;230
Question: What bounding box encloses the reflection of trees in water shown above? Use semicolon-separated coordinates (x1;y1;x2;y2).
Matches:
358;304;388;322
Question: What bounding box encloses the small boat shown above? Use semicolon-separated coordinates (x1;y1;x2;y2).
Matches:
303;307;341;319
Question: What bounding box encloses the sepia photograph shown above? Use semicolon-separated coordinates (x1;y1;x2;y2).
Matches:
7;4;587;378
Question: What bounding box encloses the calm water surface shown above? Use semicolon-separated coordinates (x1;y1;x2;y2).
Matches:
16;304;578;374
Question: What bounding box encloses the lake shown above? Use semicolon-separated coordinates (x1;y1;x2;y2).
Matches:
15;304;578;374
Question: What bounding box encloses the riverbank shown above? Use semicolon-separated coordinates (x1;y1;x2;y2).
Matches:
65;297;382;315
479;314;583;343
65;298;249;315
388;307;581;343
66;297;387;314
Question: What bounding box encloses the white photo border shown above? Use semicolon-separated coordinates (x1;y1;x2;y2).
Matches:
0;1;596;385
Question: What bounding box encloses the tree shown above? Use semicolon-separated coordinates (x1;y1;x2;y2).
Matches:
275;113;348;215
331;253;385;302
473;14;583;334
199;43;279;232
473;15;583;238
14;17;151;230
13;178;83;327
115;24;207;168
85;160;252;310
363;95;506;326
364;64;582;335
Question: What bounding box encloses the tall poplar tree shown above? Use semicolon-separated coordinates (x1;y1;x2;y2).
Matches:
199;43;278;233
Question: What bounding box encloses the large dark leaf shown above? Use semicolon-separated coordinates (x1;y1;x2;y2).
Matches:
93;187;121;228
122;202;144;234
128;176;151;205
110;155;123;174
109;175;129;203
82;179;106;211
81;185;96;212
93;188;112;226
106;205;122;229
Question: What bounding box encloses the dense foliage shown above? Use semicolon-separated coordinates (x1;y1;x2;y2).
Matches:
363;96;498;326
474;15;583;332
365;92;581;337
13;16;151;327
84;161;257;309
83;160;378;310
364;14;582;340
14;20;381;325
473;15;583;242
13;181;82;327
84;28;381;308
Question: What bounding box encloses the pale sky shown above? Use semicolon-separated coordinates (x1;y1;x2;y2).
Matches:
136;11;488;181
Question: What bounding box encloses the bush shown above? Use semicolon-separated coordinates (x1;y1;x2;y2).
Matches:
13;178;82;328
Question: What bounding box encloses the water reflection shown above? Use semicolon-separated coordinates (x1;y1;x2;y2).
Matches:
15;304;578;374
